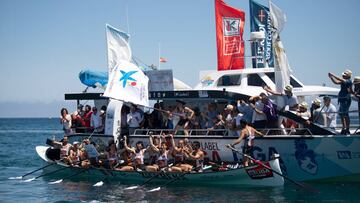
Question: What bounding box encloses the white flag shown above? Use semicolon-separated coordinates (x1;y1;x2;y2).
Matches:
103;60;149;107
270;1;291;94
106;24;132;74
269;1;287;34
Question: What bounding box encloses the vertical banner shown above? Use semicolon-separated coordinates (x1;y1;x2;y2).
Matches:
215;0;245;71
249;0;274;68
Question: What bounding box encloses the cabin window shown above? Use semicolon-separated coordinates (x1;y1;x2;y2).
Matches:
247;74;265;86
264;72;303;88
217;74;241;86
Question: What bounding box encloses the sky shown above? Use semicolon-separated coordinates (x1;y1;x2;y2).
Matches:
0;0;359;117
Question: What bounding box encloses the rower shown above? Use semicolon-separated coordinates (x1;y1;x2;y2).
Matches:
146;134;170;172
184;141;204;172
119;136;147;171
168;134;193;172
226;119;263;167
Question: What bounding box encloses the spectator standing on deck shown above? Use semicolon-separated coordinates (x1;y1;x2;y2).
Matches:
90;107;102;133
249;95;267;129
127;104;143;135
328;70;353;134
322;96;337;130
237;100;253;124
60;108;72;135
310;98;326;126
263;84;298;111
83;105;92;132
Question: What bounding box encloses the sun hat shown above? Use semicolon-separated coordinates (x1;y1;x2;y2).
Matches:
312;98;321;106
73;141;80;145
299;101;309;109
225;104;234;111
284;85;293;92
353;76;360;85
342;69;352;78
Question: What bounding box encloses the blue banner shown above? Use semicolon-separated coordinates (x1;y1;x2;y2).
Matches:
249;0;274;68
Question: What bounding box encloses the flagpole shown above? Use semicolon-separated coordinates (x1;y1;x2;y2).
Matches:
158;43;161;70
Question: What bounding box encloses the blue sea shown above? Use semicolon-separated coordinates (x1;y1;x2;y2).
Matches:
1;118;360;202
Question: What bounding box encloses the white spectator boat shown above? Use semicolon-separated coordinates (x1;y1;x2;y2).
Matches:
35;146;284;187
59;66;360;182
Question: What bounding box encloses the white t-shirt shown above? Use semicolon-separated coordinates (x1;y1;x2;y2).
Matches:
61;114;72;130
127;111;143;128
282;94;298;109
90;112;102;129
322;103;337;128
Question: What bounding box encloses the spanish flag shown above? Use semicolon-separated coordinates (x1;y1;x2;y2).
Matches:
159;57;167;63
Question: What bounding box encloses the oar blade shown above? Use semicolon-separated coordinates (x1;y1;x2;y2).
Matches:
23;178;35;182
8;176;22;180
48;179;63;184
123;185;139;190
147;187;161;193
93;181;104;187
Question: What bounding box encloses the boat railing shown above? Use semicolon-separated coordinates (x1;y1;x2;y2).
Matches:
133;127;314;137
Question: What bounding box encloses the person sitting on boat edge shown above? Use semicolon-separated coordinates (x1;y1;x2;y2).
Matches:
168;134;193;172
146;134;171;172
184;141;205;172
226;119;263;167
328;70;353;134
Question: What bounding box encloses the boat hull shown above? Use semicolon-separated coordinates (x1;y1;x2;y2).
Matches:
35;146;284;187
64;134;360;182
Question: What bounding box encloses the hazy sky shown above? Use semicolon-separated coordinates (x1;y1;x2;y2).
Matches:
0;0;359;117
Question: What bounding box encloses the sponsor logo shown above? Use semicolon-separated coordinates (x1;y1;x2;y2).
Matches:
223;17;240;36
245;162;273;179
201;76;214;86
294;140;318;175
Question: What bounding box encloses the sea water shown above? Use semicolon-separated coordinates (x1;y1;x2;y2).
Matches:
0;118;360;202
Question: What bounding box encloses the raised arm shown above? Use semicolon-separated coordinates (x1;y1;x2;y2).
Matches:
328;72;344;84
149;135;160;152
123;136;135;154
185;107;195;119
263;86;282;96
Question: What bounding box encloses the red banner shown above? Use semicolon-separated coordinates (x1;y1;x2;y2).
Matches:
215;0;245;71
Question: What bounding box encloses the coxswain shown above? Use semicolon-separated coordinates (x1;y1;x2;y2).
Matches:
226;119;263;167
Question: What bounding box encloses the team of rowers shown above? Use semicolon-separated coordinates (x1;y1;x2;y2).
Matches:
53;133;206;173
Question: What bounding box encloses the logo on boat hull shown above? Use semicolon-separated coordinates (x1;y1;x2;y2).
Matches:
294;139;318;175
245;162;273;179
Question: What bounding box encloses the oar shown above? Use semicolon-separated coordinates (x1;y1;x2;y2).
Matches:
48;168;88;184
9;162;56;180
227;145;319;193
147;171;190;192
23;166;69;182
123;163;173;190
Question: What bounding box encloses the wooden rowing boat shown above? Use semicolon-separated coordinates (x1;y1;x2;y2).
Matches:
36;146;284;187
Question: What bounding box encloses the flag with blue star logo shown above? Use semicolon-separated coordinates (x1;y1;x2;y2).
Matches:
103;60;149;106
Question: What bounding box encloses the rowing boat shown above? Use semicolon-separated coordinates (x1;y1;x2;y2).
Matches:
35;146;284;187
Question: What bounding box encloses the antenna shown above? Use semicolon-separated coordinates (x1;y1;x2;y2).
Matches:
126;6;130;34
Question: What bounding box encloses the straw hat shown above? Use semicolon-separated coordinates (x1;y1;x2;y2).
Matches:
342;69;352;78
284;85;293;92
225;104;234;111
312;98;321;106
299;101;309;109
353;76;360;85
